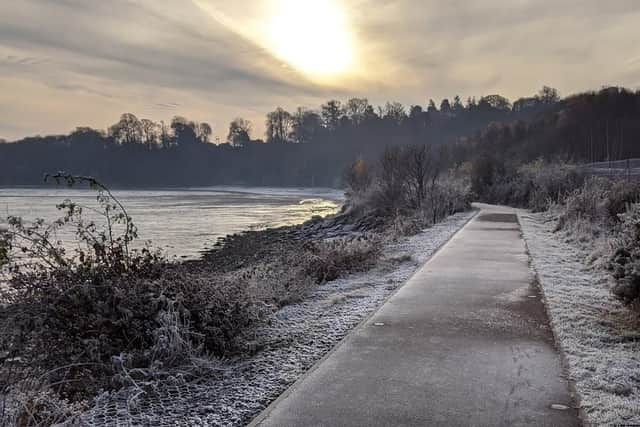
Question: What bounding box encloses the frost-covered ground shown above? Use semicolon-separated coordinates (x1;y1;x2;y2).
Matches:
519;211;640;426
76;211;476;427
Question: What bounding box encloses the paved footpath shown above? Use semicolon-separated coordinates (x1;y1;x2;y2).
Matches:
251;206;580;427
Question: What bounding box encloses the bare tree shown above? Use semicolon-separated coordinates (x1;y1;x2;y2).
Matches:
266;108;292;143
227;118;252;146
377;146;407;213
382;102;406;125
108;113;142;145
140;119;160;148
344;98;370;125
403;145;435;209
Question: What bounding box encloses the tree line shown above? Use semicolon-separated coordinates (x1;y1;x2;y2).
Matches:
1;86;638;187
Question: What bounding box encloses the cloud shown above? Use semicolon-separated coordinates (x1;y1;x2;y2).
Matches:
0;0;639;140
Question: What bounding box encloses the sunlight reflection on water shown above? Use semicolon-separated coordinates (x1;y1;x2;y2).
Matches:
0;186;344;260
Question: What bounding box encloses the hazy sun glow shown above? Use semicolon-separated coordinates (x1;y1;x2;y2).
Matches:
269;0;354;77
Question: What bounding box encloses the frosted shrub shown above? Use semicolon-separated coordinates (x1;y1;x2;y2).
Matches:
343;146;471;232
6;387;88;426
303;235;382;283
471;160;585;210
609;203;640;306
557;178;640;236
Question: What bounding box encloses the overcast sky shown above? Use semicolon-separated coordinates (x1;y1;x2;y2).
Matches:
1;0;639;141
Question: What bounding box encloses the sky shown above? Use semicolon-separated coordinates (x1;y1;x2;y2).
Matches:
0;0;639;141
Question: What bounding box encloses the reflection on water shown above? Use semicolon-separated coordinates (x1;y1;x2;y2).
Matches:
0;186;343;259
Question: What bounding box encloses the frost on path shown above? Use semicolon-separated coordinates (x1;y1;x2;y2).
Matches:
519;212;640;426
78;211;475;427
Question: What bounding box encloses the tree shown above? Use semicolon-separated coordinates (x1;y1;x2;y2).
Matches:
440;98;451;114
159;121;173;149
171;116;199;146
480;95;511;111
197;123;212;144
538;86;560;104
427;99;438;113
382;102;406;125
108;113;142;145
344;98;370;125
266;107;292;143
291;108;322;143
403;145;435;209
512;97;540;113
452;96;464;113
321;100;343;131
408;105;427;130
140;119;160;147
227;118;252;147
409;105;424;119
377;146;407;212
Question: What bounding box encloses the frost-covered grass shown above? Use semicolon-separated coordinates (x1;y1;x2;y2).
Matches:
76;211;476;427
519;211;640;425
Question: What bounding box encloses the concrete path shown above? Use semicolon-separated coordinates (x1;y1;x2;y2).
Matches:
251;206;580;427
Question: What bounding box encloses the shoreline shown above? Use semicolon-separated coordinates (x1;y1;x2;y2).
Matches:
0;184;346;201
1;186;344;262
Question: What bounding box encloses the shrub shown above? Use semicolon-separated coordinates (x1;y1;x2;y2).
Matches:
525;162;584;211
344;145;471;232
470;159;585;211
303;235;382;283
608;203;640;306
344;158;372;198
556;178;640;234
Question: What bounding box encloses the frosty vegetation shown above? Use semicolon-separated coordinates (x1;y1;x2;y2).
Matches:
0;145;471;425
521;212;640;425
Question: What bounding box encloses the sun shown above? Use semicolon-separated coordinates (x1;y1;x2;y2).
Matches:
268;0;354;77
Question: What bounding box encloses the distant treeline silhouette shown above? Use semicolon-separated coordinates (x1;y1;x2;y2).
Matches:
1;86;639;187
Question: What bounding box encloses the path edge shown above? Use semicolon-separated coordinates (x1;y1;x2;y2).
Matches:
517;210;588;427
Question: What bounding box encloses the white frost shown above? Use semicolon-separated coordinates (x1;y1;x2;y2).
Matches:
519;211;640;425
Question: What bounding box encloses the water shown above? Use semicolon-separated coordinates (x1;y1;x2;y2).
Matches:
0;186;343;260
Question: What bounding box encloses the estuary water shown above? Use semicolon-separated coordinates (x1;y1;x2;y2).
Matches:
0;186;343;260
